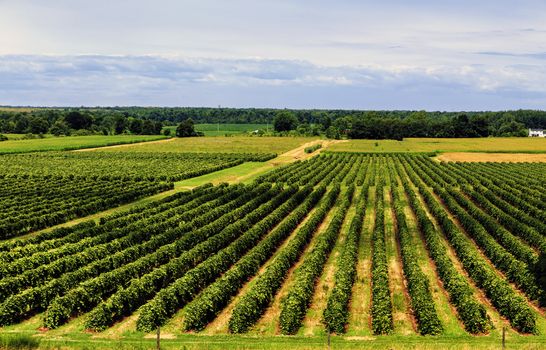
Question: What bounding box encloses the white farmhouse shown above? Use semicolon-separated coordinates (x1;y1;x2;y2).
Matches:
529;128;545;137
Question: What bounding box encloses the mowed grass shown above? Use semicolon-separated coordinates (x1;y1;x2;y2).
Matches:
98;136;317;154
1;133;55;140
0;135;168;154
328;137;546;153
2;332;545;350
164;123;270;136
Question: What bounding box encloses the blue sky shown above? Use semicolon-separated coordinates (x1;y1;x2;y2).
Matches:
1;0;545;110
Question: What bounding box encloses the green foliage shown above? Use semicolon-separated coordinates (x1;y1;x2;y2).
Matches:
325;126;341;139
0;334;40;350
273;111;298;132
536;253;546;296
0;185;250;326
370;178;394;335
388;168;443;335
403;155;538;334
136;186;311;333
45;185;280;329
0;150;543;339
0;151;275;181
279;185;353;335
182;186;325;331
0;135;168;154
176;118;200;137
397;160;491;334
322;177;369;334
228;186;339;333
304;143;322;153
0;176;171;239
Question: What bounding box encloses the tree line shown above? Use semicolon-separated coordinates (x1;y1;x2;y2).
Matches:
272;110;545;139
1;107;545;138
0;109;164;136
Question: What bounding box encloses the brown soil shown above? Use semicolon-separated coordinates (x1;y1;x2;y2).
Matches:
203;204;322;335
436;152;546;163
385;188;417;334
252;201;339;335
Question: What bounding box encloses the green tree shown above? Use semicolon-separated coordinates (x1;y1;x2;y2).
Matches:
128;118;143;134
176;118;198;137
28;117;50;134
491;113;527;136
273;111;298;132
113;115;128;134
65;111;93;130
49;119;71;136
325;126;341;139
141;119;156;135
14;114;30;133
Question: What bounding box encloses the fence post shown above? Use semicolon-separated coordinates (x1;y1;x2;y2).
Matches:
502;326;506;349
327;332;331;350
157;326;161;350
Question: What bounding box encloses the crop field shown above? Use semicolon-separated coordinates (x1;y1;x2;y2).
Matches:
328;137;546;153
0;152;275;181
0;135;168;154
164;123;270;136
0;148;545;350
0;176;172;239
96;136;317;154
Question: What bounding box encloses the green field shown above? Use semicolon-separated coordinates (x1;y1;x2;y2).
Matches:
164;123;270;136
0;135;168;154
328;137;546;153
97;136;316;154
0;137;545;350
1;134;55;140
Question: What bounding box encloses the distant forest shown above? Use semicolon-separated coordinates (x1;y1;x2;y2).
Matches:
0;107;545;139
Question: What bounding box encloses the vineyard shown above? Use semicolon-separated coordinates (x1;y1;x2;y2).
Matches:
0;148;277;242
0;176;172;239
0;150;545;350
0;152;275;181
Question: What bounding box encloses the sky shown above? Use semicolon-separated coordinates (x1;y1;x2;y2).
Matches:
1;0;545;110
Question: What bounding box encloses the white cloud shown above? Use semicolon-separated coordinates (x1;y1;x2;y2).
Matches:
0;55;545;109
1;1;545;109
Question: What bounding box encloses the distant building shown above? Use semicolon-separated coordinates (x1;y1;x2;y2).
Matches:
529;128;545;137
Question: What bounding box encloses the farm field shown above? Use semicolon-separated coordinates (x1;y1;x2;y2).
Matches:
0;135;168;154
95;136;318;154
0;146;545;350
0;152;274;181
328;137;546;153
1;134;55;140
437;152;546;162
163;123;270;136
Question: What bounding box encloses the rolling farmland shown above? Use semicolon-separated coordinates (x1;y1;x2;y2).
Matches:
0;140;545;349
0;135;169;154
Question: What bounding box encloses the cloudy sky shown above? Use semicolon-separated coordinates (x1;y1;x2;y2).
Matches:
1;0;545;110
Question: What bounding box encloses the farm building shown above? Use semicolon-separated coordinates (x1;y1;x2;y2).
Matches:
529;128;545;137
